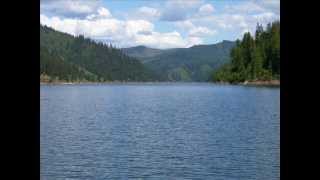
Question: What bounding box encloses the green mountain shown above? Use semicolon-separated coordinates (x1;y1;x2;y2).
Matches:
123;40;235;81
40;25;156;82
122;46;163;63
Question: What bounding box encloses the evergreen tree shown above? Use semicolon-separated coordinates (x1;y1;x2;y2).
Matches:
212;20;280;83
251;46;264;80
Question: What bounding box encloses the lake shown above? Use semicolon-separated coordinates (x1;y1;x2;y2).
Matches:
40;83;280;180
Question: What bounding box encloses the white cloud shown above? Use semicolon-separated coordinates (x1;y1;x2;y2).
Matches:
41;14;79;36
186;36;203;47
165;0;202;9
40;13;200;49
122;6;161;21
135;31;187;49
125;20;154;39
175;20;195;31
231;15;249;28
40;0;99;17
257;0;280;14
160;0;202;21
189;14;245;31
137;6;160;19
224;1;266;14
178;0;278;42
253;12;278;22
198;4;214;15
97;7;112;18
189;26;216;37
185;0;279;39
40;0;280;48
175;20;215;35
174;19;217;47
65;1;94;14
86;7;112;20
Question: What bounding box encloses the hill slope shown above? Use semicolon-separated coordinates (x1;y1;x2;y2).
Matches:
40;25;156;82
123;40;235;81
122;46;164;63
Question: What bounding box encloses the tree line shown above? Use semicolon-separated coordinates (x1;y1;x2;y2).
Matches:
212;21;280;83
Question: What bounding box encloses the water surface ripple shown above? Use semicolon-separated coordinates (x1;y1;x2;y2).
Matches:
41;83;280;180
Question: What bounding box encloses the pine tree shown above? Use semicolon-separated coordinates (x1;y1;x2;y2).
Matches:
212;20;280;83
251;46;264;80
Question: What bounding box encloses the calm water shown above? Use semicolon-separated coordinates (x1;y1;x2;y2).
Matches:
40;83;280;180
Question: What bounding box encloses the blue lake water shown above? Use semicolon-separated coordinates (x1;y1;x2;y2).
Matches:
40;83;280;180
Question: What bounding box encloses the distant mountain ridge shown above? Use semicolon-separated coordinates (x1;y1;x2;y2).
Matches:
122;46;163;63
122;40;236;81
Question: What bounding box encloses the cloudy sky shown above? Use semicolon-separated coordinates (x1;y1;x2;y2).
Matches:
40;0;280;49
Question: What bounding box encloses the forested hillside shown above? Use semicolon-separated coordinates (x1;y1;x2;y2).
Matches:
212;21;280;83
122;46;164;63
40;25;156;82
41;21;277;83
123;41;235;82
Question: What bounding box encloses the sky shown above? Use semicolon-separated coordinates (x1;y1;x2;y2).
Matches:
40;0;280;49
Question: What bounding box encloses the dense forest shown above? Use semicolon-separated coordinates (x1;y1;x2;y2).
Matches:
41;21;279;83
212;21;280;83
123;41;235;82
40;25;156;82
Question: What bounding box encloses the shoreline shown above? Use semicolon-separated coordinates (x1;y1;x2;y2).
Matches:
213;80;280;87
242;80;280;86
40;80;280;86
40;81;165;85
40;81;214;85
